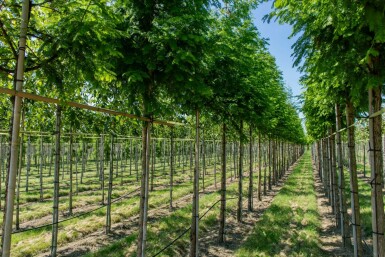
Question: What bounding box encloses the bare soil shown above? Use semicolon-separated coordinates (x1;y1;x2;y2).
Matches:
198;163;297;257
37;174;235;257
313;164;353;256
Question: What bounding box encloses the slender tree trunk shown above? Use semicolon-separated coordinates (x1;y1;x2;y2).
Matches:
25;135;30;192
317;141;322;180
190;141;193;181
190;110;200;257
150;140;155;192
170;127;174;211
218;123;226;243
328;134;334;209
81;142;85;184
100;135;105;204
330;129;340;228
272;139;276;186
248;127;253;211
51;105;62;257
363;143;366;178
368;87;385;257
263;138;267;196
322;139;329;197
15;110;25;230
258;132;262;201
214;140;217;189
346;99;363;257
69;132;73;215
268;138;272;190
335;103;350;248
106;134;114;234
202;134;206;192
1;1;30;254
130;139;133;176
137;120;151;257
237;121;244;222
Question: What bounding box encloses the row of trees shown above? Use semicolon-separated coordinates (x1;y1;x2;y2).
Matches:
268;0;385;256
0;0;305;256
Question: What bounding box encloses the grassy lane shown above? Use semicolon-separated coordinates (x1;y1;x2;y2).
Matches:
236;151;326;257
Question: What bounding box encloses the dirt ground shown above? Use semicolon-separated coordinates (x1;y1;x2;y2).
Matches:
313;165;353;257
199;162;297;257
39;156;362;257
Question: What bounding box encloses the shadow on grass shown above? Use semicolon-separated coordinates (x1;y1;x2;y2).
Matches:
236;154;326;257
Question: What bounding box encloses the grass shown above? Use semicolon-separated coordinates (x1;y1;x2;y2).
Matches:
86;169;248;257
9;157;244;257
236;151;326;257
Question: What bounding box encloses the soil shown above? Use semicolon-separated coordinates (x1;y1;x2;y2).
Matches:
198;162;297;257
37;174;237;257
36;155;361;257
312;164;353;256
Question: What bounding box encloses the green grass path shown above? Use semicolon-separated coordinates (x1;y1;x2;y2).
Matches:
236;151;326;257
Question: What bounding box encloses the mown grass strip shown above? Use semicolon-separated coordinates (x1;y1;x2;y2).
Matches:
236;151;325;257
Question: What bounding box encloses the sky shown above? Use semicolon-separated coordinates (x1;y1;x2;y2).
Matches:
252;1;303;101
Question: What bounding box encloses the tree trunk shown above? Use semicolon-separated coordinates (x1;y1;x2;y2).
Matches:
137;120;151;257
218;123;226;243
26;135;31;192
130;139;133;176
330;129;340;228
100;135;105;204
81;141;85;184
263;138;267;196
346;99;363;257
170;127;174;211
258;132;262;201
51;105;62;257
69;132;73;215
1;1;30;254
190;109;200;257
39;134;44;201
335;103;350;248
368;87;385;257
202;134;206;191
150;140;155;192
272;139;276;186
268;138;272;190
214;140;217;189
248;127;253;211
237;121;244;222
106;134;114;234
322;138;329;197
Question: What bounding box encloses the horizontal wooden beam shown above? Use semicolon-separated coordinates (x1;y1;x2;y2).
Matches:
0;87;184;127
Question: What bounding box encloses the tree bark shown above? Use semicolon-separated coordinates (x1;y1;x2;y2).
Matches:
330;128;340;228
190;109;200;257
106;134;114;234
268;138;272;190
99;135;105;204
335;103;350;248
69;132;73;215
346;99;363;257
237;121;244;222
137;120;151;257
258;132;262;201
1;1;30;254
218;123;226;243
51;105;62;257
368;87;385;257
170;127;174;211
248;127;253;211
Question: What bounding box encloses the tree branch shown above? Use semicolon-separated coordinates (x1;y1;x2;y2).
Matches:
0;65;14;74
0;18;17;58
25;53;58;72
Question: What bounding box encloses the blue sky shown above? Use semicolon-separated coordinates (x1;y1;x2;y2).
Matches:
252;1;303;101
